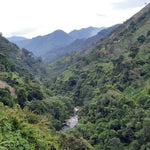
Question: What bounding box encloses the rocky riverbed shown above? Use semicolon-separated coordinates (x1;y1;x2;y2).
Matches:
62;106;80;131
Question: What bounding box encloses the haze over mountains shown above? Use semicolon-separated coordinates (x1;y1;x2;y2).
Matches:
8;27;104;56
8;30;73;56
8;26;120;63
1;3;150;149
69;26;105;40
43;25;119;63
7;36;27;42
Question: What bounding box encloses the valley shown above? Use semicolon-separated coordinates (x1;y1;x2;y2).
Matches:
0;2;150;150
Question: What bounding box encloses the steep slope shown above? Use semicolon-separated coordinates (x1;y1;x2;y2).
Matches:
44;25;118;63
74;24;120;52
0;33;94;149
47;3;150;149
0;34;46;80
1;33;75;130
2;3;150;150
69;26;105;40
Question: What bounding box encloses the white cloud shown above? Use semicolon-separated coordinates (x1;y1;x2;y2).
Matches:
112;0;149;9
9;28;38;37
0;0;148;38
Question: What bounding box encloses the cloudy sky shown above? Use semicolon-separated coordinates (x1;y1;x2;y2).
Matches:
0;0;149;38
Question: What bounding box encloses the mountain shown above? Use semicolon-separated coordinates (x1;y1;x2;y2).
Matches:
7;36;28;42
74;24;120;51
1;3;150;150
7;27;104;58
44;24;119;63
0;34;49;83
10;30;74;56
0;33;93;150
46;3;150;149
43;39;85;63
69;26;105;40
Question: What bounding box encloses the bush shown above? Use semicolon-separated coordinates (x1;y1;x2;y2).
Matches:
0;53;11;72
129;47;139;58
147;31;150;36
16;87;28;108
0;87;14;107
137;35;146;43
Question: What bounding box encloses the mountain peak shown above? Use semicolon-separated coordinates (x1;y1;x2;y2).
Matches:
50;30;68;36
43;29;70;39
69;26;105;40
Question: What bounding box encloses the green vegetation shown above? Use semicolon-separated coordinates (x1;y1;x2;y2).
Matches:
46;3;150;149
0;33;93;149
0;87;14;107
0;103;58;150
0;103;93;149
1;3;150;150
0;53;11;72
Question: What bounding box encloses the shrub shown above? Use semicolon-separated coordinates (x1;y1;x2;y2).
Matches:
137;35;146;43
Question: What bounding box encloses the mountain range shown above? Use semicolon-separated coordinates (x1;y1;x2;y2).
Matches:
43;25;119;63
1;3;150;149
8;26;118;63
69;26;105;40
8;30;74;56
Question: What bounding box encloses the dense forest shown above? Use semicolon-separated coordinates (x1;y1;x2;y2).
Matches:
0;3;150;150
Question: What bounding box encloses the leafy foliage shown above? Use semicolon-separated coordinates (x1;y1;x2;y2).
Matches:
45;3;150;149
0;53;11;72
0;103;58;149
1;3;150;150
0;87;14;107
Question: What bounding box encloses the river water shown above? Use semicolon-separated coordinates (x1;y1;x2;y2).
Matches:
62;106;80;131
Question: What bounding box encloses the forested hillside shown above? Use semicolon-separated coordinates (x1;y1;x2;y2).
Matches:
46;3;150;149
0;34;93;149
1;3;150;150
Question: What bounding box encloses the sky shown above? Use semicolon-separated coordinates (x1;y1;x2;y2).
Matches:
0;0;150;38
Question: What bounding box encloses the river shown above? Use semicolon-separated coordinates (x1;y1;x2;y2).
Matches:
62;106;80;131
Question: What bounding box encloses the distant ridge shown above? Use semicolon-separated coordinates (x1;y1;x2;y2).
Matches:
8;30;74;56
8;36;27;42
69;26;105;40
43;25;119;63
7;27;104;57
